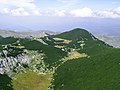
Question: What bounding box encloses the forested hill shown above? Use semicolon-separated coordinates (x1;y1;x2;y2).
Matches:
0;28;120;90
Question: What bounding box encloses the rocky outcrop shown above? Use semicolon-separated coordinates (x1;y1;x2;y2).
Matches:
0;50;30;74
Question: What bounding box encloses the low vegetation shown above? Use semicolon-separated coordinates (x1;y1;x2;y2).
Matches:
64;51;88;61
12;72;52;90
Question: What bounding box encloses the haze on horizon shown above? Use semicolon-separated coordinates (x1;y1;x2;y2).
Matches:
0;0;120;36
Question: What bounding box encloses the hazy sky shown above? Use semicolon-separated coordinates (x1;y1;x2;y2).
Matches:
0;0;120;36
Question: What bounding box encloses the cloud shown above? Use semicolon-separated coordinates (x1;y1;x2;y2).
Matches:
95;10;120;18
0;0;120;18
69;7;120;18
43;9;66;17
94;7;120;18
51;6;119;18
0;0;41;16
70;7;93;17
10;8;30;16
54;10;66;17
114;7;120;14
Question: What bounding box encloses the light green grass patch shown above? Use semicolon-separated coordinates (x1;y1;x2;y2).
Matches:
53;38;72;44
12;71;52;90
64;51;88;61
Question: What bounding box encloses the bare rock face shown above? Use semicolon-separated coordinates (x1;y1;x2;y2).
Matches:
0;50;47;76
0;50;30;74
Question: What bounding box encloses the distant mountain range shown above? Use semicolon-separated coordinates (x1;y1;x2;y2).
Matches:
0;29;58;38
96;34;120;48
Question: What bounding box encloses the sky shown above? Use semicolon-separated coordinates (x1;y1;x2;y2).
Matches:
0;0;120;36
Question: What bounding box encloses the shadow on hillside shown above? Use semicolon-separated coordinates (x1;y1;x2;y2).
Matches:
0;74;13;90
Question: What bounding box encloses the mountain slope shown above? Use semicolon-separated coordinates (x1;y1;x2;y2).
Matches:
0;35;67;89
52;28;120;90
0;28;120;90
